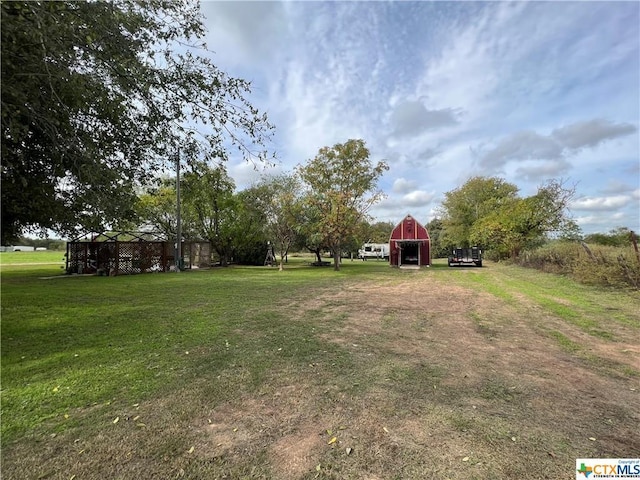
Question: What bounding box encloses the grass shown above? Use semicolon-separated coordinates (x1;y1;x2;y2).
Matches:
442;260;640;338
2;256;639;479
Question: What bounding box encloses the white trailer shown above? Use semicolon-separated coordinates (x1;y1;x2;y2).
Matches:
358;243;389;260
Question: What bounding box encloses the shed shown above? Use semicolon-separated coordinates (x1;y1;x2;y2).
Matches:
65;231;211;276
389;214;431;268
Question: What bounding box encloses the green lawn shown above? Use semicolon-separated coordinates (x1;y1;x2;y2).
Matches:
1;258;638;479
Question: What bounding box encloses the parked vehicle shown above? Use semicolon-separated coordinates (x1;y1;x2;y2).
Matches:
358;243;389;260
448;246;482;267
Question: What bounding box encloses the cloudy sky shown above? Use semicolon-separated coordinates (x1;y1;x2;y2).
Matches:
197;1;639;234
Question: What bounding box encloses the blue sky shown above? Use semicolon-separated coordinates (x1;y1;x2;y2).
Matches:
197;1;639;234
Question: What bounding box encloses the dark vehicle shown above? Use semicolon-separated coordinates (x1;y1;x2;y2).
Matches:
448;246;482;267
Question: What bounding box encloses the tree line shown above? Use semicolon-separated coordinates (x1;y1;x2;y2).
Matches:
136;139;388;271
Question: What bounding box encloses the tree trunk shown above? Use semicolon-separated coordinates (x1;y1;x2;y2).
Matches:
333;248;341;271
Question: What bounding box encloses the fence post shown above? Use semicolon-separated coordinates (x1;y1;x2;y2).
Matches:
630;231;640;266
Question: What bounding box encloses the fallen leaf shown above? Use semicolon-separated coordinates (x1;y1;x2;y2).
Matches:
64;414;69;419
133;415;140;422
70;475;76;480
462;457;470;462
328;436;337;445
383;427;389;433
53;386;59;393
233;428;238;432
326;429;333;435
589;437;596;441
548;451;557;458
345;447;353;455
316;464;321;472
112;417;119;424
133;403;139;408
188;446;194;454
511;437;516;442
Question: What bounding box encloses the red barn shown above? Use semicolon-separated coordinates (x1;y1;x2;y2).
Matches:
389;214;431;268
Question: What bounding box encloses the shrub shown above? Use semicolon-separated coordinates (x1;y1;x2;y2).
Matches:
515;241;640;289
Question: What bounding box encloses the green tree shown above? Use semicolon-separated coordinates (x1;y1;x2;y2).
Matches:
298;139;388;271
425;218;450;258
294;195;329;264
1;1;274;244
136;178;197;240
249;174;302;270
232;189;270;265
439;177;519;248
469;179;578;259
363;221;395;243
584;227;633;247
181;163;238;266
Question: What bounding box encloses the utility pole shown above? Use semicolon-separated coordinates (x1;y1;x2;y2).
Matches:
176;146;182;272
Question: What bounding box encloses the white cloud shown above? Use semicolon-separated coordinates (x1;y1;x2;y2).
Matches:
392;178;417;194
574;212;626;228
228;161;272;191
402;190;435;207
571;195;633;211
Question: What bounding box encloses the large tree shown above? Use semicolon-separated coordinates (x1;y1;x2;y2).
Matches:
298;139;388;271
249;174;302;271
1;0;274;244
181;163;238;266
440;177;578;259
439;176;519;248
470;179;579;259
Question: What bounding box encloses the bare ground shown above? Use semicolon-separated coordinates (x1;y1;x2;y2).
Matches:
2;270;639;479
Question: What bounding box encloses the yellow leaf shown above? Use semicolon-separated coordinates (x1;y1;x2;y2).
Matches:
53;386;59;393
233;427;238;432
136;423;146;427
462;457;470;462
64;414;69;419
383;427;389;433
113;417;119;424
328;436;337;445
133;415;140;422
326;429;333;435
188;446;194;454
589;437;596;441
316;464;321;472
